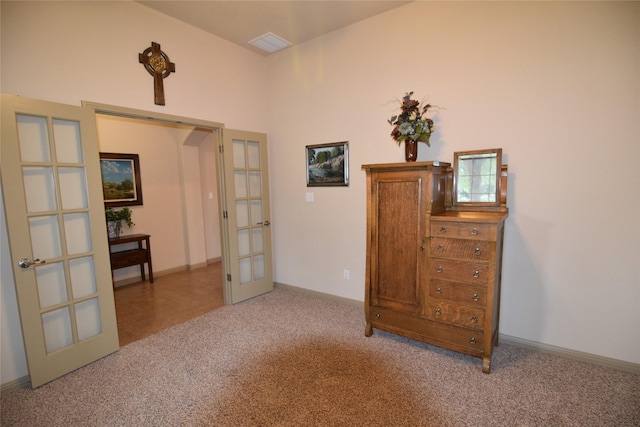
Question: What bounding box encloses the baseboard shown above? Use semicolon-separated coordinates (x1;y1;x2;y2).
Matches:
0;376;29;395
113;262;217;287
274;282;362;308
498;334;640;374
276;282;640;375
188;262;208;270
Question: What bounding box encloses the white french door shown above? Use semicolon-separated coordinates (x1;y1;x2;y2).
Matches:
220;129;273;304
1;94;119;388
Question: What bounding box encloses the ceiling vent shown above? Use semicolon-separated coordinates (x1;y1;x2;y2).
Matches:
248;32;292;54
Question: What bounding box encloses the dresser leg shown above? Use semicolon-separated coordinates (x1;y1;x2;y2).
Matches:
482;357;491;374
365;323;373;337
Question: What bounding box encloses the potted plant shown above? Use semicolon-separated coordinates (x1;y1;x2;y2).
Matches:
105;207;134;239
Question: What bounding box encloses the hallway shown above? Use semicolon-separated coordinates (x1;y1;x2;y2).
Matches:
114;262;224;346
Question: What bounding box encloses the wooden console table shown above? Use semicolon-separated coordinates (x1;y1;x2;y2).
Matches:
108;233;154;284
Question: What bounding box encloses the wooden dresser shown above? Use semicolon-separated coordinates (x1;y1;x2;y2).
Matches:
363;156;507;373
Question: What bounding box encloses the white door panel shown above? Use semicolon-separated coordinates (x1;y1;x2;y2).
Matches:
1;94;119;388
220;129;273;304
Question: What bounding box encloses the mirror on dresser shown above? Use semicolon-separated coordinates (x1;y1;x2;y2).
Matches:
453;148;502;207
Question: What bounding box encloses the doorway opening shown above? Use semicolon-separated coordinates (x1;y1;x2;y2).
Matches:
90;104;226;346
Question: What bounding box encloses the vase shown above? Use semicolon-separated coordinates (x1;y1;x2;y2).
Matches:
107;221;121;239
404;140;418;162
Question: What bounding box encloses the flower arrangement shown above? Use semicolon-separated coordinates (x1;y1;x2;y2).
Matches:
388;91;434;145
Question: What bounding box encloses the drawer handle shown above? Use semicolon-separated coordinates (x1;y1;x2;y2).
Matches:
437;244;444;252
473;293;479;302
470;337;477;344
473;270;480;279
375;313;381;319
471;316;478;323
436;266;443;273
471;228;478;235
474;247;481;255
436;287;442;294
435;308;441;315
440;226;447;233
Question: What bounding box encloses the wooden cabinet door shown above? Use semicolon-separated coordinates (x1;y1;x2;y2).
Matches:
368;168;429;314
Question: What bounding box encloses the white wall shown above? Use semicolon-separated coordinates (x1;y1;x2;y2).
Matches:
266;1;639;365
0;1;269;128
198;131;222;261
0;190;28;385
1;1;638;386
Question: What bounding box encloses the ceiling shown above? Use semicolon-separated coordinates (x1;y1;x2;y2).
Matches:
136;1;412;55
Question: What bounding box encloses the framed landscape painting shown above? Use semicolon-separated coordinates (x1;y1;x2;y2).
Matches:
306;141;349;187
100;152;143;207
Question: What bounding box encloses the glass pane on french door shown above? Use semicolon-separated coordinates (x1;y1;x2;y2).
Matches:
17;114;102;353
232;139;266;284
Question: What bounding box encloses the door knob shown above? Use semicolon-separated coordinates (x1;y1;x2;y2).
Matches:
257;220;270;226
18;258;46;269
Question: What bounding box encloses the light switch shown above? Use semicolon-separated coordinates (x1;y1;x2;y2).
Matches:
305;192;314;202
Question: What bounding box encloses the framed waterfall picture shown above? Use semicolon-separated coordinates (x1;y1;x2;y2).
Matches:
99;152;144;207
306;141;349;187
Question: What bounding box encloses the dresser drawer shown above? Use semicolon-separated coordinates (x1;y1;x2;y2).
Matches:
429;279;486;307
424;320;485;354
430;258;489;284
431;221;497;241
368;305;425;337
369;306;484;354
427;299;485;329
430;238;490;261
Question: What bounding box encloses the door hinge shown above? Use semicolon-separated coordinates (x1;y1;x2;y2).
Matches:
219;144;224;153
223;210;228;219
227;273;232;281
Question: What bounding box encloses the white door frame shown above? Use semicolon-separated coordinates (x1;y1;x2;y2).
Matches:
82;101;229;295
85;102;274;305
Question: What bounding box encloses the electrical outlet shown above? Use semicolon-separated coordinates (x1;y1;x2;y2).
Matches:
343;269;350;280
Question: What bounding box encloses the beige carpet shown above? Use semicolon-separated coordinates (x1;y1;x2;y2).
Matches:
1;287;638;426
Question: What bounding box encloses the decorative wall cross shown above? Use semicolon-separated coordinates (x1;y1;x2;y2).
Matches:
139;42;175;105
